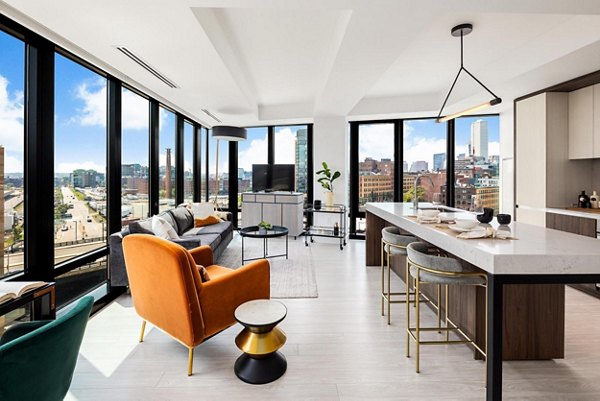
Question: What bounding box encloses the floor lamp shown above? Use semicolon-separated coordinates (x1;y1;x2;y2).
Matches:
211;126;247;209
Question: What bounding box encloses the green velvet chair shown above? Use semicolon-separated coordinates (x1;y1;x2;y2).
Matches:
0;296;94;401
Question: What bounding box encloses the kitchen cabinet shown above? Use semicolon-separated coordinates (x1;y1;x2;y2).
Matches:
568;84;600;159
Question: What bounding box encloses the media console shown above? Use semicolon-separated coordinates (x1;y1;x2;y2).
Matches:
241;192;304;237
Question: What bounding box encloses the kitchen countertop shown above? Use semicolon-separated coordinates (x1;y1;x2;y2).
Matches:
366;202;600;275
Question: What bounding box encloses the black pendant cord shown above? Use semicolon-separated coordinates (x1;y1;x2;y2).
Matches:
437;28;501;121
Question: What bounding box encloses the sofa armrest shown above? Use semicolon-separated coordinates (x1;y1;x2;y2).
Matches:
171;237;202;250
199;259;270;337
215;211;233;221
189;245;214;266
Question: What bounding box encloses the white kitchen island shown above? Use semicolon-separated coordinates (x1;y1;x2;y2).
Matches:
365;202;600;401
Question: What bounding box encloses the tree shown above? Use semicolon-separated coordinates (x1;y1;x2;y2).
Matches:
403;186;426;202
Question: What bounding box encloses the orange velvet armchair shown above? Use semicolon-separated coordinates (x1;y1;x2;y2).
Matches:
122;234;270;375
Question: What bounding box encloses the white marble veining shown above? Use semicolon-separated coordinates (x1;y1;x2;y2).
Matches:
366;202;600;275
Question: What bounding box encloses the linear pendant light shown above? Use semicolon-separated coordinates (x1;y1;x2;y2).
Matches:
436;24;501;123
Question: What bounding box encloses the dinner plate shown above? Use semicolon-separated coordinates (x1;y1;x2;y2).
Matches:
448;225;484;233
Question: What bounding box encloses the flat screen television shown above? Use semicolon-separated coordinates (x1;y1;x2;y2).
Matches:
252;164;295;192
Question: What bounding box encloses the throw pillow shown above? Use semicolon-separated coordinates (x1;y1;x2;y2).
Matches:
196;264;211;282
129;220;154;235
151;215;180;240
190;202;215;219
194;215;223;227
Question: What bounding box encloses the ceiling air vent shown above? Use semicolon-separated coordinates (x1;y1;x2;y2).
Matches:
201;109;222;123
117;47;178;89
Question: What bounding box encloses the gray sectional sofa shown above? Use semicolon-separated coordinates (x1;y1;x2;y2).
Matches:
109;206;233;287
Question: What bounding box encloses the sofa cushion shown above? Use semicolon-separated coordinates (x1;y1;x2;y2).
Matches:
152;216;180;240
170;207;195;235
157;210;178;231
184;221;232;237
197;233;222;249
190;202;215;219
129;219;154;235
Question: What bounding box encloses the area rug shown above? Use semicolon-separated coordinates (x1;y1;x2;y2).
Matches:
216;235;318;299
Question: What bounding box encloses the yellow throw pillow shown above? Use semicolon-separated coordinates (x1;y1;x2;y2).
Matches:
194;215;222;227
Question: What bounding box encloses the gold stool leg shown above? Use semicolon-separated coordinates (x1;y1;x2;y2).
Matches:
139;320;146;343
387;252;391;325
437;284;441;333
381;242;385;316
187;347;194;376
415;274;421;373
406;258;410;358
445;284;449;342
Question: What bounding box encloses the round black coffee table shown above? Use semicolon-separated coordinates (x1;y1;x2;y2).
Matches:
239;225;288;264
234;299;287;384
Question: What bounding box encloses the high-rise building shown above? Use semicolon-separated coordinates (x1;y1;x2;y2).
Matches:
403;161;408;172
71;169;99;187
295;128;307;192
470;119;489;159
409;160;428;173
433;153;446;171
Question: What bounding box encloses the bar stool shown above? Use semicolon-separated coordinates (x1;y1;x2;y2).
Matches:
380;226;419;324
405;242;487;373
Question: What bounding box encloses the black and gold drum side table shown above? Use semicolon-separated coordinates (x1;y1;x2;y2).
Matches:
234;299;287;384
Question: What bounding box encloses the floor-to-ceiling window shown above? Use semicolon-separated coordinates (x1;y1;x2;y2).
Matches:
54;53;108;264
403;119;447;205
54;53;109;306
183;121;194;203
158;107;176;212
274;125;309;196
200;127;208;202
454;116;500;213
0;30;25;279
237;127;268;224
354;123;396;233
121;87;149;226
209;130;229;209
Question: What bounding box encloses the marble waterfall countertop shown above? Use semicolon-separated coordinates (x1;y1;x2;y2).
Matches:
365;202;600;275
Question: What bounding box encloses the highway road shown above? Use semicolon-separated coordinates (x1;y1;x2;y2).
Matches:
55;187;105;242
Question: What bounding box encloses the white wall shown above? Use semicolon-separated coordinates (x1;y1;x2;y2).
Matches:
312;116;349;205
499;109;515;214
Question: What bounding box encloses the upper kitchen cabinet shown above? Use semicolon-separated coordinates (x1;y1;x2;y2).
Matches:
569;84;600;159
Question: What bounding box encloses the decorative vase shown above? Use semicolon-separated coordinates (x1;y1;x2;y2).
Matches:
578;190;590;208
324;191;334;207
591;191;599;209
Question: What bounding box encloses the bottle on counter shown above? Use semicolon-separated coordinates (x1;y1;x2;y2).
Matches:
590;191;599;209
578;190;591;208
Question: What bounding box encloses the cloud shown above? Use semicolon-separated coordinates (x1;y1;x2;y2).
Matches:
273;128;296;165
72;82;158;131
238;132;269;171
56;161;105;174
358;124;395;161
0;74;25;173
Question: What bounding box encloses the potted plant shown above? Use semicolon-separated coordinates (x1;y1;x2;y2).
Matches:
316;162;341;207
258;221;272;234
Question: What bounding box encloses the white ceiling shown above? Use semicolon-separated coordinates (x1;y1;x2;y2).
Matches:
3;0;600;126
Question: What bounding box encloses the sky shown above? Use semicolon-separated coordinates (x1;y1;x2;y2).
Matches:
358;116;500;170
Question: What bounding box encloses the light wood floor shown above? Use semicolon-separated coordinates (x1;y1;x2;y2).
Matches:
67;236;600;400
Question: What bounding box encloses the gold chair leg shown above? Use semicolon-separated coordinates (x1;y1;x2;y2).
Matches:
415;274;421;373
406;258;411;358
139;320;146;343
387;252;391;325
188;347;194;376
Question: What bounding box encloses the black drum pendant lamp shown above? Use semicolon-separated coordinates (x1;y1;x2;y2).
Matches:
436;24;502;123
211;126;247;208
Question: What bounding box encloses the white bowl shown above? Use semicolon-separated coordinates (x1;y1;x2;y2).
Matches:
418;209;440;218
454;219;479;229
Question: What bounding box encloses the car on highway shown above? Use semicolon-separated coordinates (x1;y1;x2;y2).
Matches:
61;225;68;231
86;216;93;222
